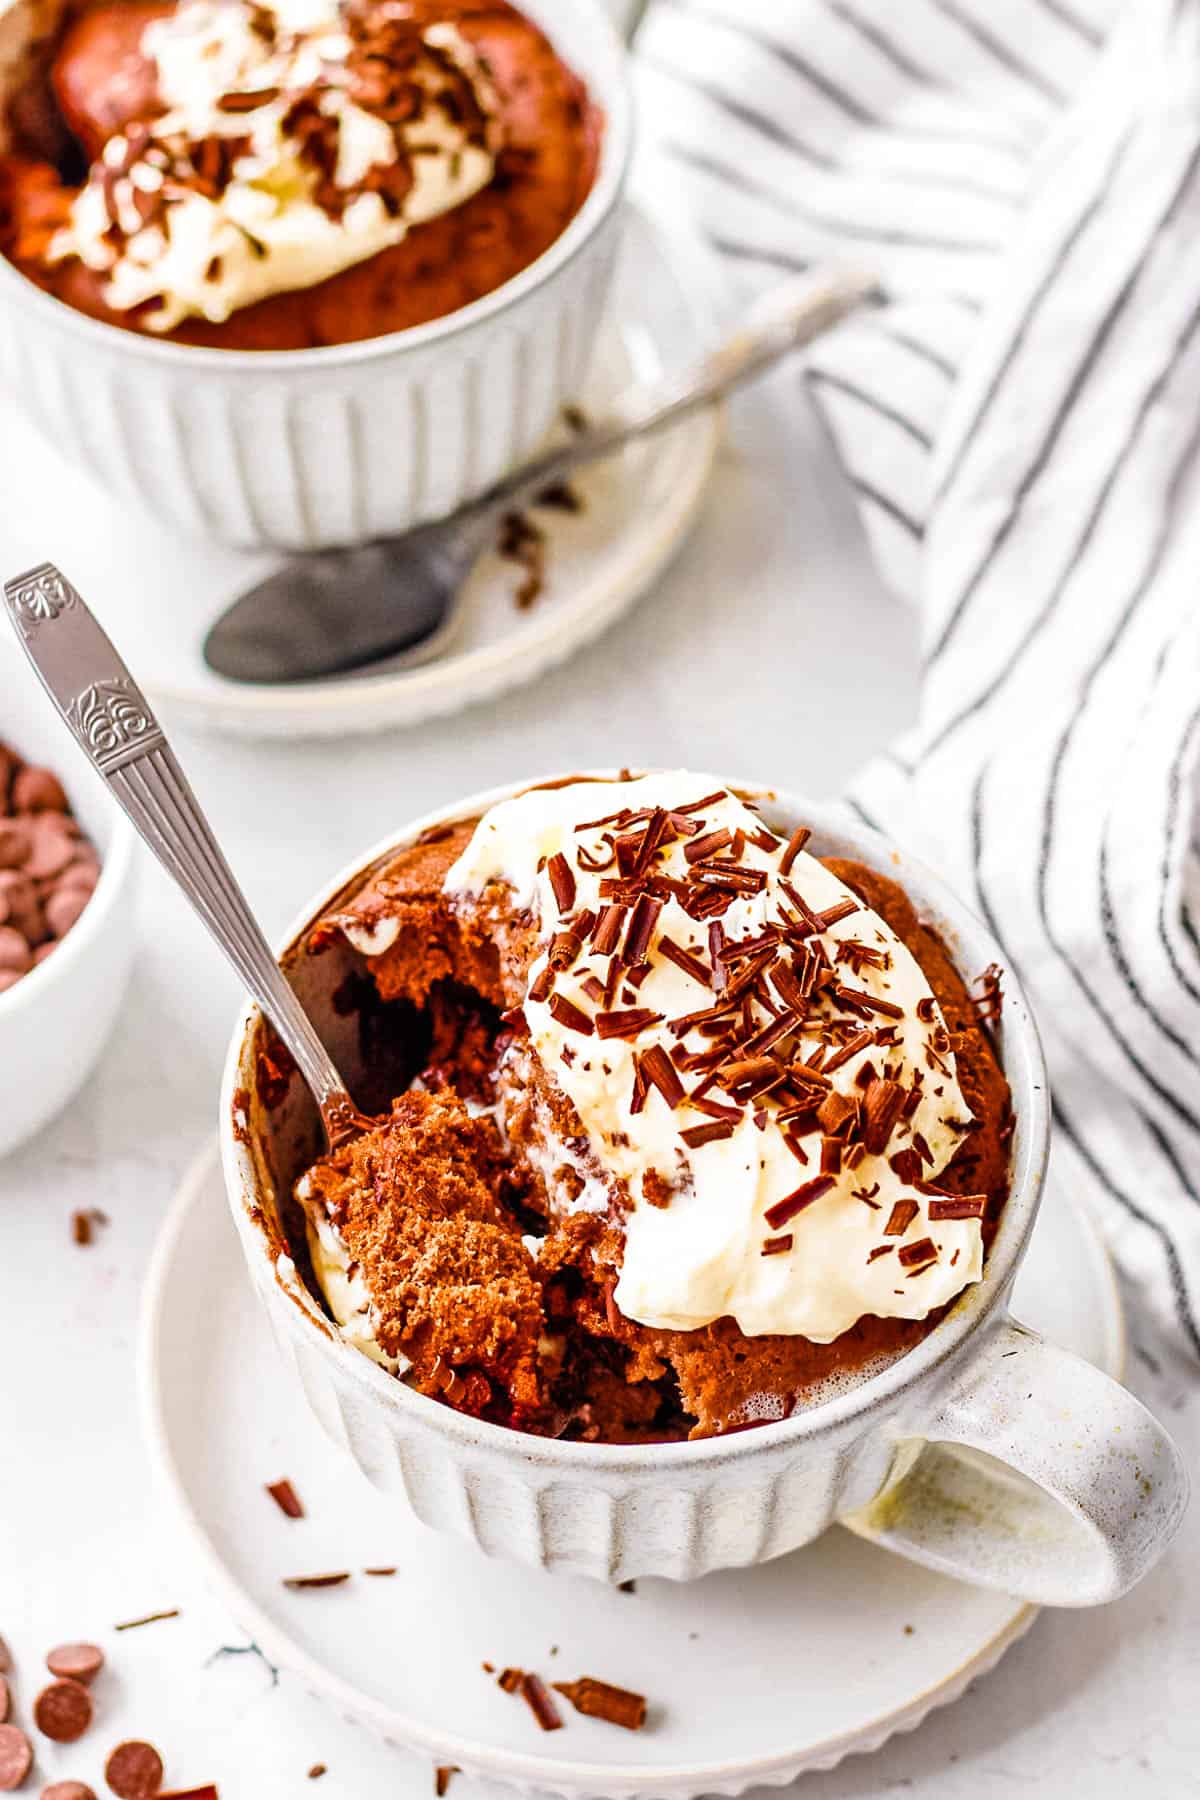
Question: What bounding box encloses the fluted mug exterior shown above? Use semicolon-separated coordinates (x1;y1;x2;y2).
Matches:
220;775;1189;1603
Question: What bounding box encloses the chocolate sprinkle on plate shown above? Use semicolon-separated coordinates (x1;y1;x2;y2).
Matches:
552;1678;647;1732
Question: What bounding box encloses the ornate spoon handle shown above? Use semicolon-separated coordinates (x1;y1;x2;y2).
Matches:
2;563;358;1144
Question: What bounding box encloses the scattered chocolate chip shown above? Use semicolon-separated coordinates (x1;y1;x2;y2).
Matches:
266;1479;304;1519
33;1678;93;1743
104;1740;164;1800
46;1643;104;1685
42;1783;98;1800
552;1678;647;1731
0;1725;32;1792
307;1766;326;1781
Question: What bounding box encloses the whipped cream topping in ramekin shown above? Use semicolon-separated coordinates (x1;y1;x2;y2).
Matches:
447;774;985;1342
48;0;502;330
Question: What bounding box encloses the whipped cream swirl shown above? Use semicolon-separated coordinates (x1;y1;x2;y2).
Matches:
446;773;987;1342
49;0;501;330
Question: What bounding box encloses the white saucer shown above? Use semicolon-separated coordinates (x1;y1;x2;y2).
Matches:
139;1149;1124;1798
0;205;720;741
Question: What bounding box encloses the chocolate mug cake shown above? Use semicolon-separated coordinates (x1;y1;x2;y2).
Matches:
275;774;1012;1443
0;0;602;348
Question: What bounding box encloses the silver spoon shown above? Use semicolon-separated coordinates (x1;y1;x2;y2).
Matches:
2;563;364;1149
203;269;880;685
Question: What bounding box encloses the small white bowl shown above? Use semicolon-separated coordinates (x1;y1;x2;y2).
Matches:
0;0;632;550
0;643;138;1156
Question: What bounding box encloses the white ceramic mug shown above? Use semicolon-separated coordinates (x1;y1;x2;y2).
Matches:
219;776;1189;1604
0;0;632;549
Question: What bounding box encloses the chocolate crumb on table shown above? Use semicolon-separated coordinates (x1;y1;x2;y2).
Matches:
33;1678;93;1743
46;1643;103;1685
282;1572;351;1590
497;510;547;609
434;1766;459;1795
552;1678;648;1731
113;1610;180;1632
307;1765;327;1781
265;1478;305;1519
104;1739;165;1800
518;1673;562;1732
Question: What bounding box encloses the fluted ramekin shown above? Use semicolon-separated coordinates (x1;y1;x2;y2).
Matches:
0;0;631;549
219;775;1188;1603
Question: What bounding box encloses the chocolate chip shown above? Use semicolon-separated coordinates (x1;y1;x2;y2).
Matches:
12;766;67;813
0;1724;32;1791
25;816;76;881
104;1740;164;1799
0;1676;8;1723
46;1643;104;1685
45;887;89;939
0;928;32;976
0;1636;10;1674
0;823;29;869
42;1784;98;1800
0;972;21;995
0;871;41;940
33;1677;93;1742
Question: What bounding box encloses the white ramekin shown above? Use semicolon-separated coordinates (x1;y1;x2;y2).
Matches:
219;775;1189;1604
0;0;632;549
0;640;138;1155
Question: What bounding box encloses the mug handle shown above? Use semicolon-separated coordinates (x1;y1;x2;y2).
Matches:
846;1316;1190;1606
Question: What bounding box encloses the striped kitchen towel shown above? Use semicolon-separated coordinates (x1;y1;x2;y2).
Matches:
636;0;1200;1359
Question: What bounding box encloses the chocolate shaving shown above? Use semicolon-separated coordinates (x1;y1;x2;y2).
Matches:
779;825;811;876
680;1120;737;1148
592;903;627;955
760;1233;794;1256
622;893;663;966
552;1679;647;1731
497;1668;523;1694
283;1572;351;1589
547;852;576;915
818;899;860;929
862;1077;906;1154
596;1008;662;1040
867;1245;893;1262
266;1478;304;1519
549;993;593;1036
640;1045;685;1109
658;936;712;986
883;1200;919;1237
674;789;728;814
834;983;904;1021
519;1672;563;1732
684;827;732;863
898;1236;937;1267
435;1767;459;1796
764;1175;834;1229
820;1028;875;1074
926;1196;986;1219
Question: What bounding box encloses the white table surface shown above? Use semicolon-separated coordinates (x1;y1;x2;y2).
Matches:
1;329;1198;1796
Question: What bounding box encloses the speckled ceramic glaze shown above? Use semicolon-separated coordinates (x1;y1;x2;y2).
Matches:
220;774;1190;1603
